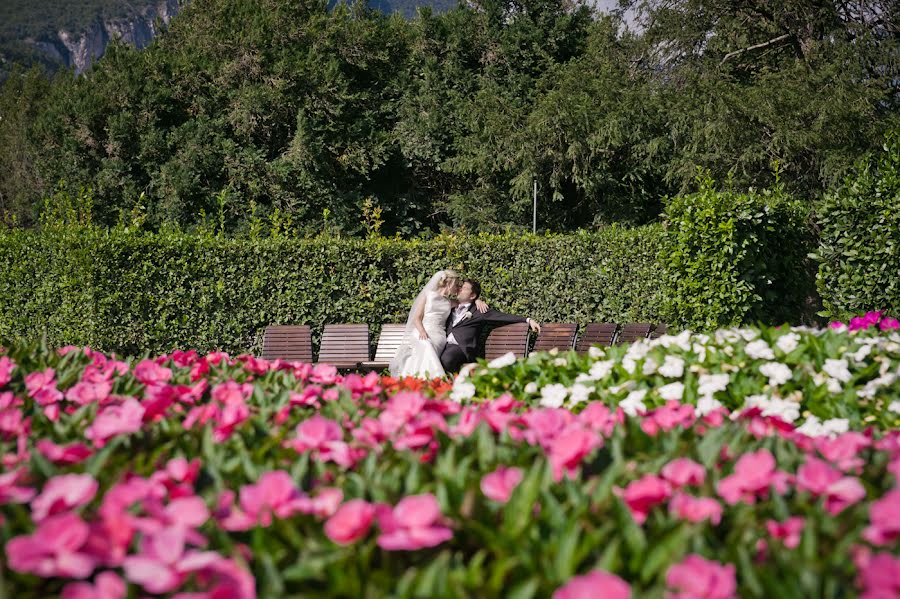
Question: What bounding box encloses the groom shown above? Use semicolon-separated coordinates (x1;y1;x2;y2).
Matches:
439;279;541;374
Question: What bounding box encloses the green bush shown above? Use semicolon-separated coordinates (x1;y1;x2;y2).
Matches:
0;226;668;356
813;131;900;320
661;171;818;330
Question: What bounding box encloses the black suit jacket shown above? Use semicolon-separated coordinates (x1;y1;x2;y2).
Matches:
444;303;527;362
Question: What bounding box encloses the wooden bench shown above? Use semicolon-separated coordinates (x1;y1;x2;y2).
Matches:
615;322;653;345
649;323;668;339
484;322;531;361
575;323;618;353
532;323;578;353
359;324;406;372
317;324;370;370
260;325;313;362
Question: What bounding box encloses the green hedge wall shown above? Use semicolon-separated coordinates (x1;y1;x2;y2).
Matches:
0;226;668;356
661;171;818;330
813;131;900;320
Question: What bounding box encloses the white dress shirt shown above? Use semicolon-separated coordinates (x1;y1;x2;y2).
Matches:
446;303;471;345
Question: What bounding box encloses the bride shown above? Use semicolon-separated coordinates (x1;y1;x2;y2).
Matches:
389;270;485;379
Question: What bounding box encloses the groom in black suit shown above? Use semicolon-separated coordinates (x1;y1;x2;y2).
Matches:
439;279;541;374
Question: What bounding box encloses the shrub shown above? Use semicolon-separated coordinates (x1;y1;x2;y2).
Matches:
661;170;818;330
813;131;900;320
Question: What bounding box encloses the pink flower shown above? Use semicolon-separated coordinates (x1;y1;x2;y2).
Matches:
31;473;98;521
665;554;737;599
863;489;900;546
65;380;113;406
285;415;354;467
620;474;672;524
481;466;524;503
796;457;865;515
857;552;900;599
222;471;308;530
325;499;376;545
61;571;126;599
553;570;631;599
716;450;790;505
133;359;173;386
25;368;63;405
36;439;93;465
6;512;97;578
123;526;222;594
376;494;453;551
641;401;695;436
661;458;706;488
547;425;602;482
86;399;145;447
880;317;900;331
0;355;16;387
815;432;871;472
669;492;722;525
766;517;804;549
0;468;36;505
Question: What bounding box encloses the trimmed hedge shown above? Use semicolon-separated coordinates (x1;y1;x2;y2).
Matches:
813;131;900;320
661;171;818;330
0;226;668;356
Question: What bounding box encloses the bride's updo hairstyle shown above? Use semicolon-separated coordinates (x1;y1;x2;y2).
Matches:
436;270;460;297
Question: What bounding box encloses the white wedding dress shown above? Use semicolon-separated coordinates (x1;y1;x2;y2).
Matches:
391;291;451;379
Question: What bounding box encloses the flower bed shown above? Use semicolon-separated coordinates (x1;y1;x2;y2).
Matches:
457;312;900;431
1;317;899;597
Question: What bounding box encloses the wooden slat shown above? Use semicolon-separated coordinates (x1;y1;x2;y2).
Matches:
532;323;577;353
615;323;652;345
372;324;407;363
649;323;668;339
485;323;530;360
575;323;618;353
261;325;313;362
317;324;370;367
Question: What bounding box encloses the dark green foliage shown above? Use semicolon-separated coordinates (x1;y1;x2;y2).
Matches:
0;227;667;357
813;131;900;320
661;170;819;330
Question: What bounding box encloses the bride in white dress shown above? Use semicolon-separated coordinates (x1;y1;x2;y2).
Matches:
389;270;463;379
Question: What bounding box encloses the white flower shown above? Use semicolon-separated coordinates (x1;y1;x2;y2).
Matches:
822;418;849;436
450;381;475;402
696;395;723;416
745;339;775;360
759;362;792;386
622;357;637;374
659;330;692;351
568;383;594;405
625;342;651;361
642;357;658;375
823;359;852;383
588;346;605;358
776;333;800;354
889;401;900;414
692;343;707;363
762;397;800;423
487;352;517;369
698;373;730;396
826;378;843;394
852;344;872;363
738;328;760;342
524;382;538;394
795;415;826;437
588;360;615;380
539;384;568;408
658;355;685;379
619;389;647;417
553;357;569;367
658;382;685;401
743;394;770;409
574;373;595;384
716;330;740;344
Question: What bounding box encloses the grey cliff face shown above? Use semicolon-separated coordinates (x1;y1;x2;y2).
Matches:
26;0;186;75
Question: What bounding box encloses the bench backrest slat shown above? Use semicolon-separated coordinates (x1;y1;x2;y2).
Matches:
373;324;407;363
318;324;370;365
484;322;530;360
575;323;618;353
261;325;313;362
532;323;578;353
616;322;652;344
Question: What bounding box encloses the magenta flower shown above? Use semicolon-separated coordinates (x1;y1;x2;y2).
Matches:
0;355;16;387
133;359;173;386
25;368;63;404
547;425;602;482
880;317;900;331
661;458;706;488
796;457;865;515
716;450;790;505
86;398;145;447
863;489;900;546
65;380;113;406
376;494;453;551
122;525;222;594
325;499;376;545
553;570;631;599
31;473;98;522
0;468;36;505
857;552;900;599
620;474;672;524
219;471;309;531
36;439;93;465
766;517;804;549
669;492;722;525
61;571;126;599
665;554;737;599
481;466;524;503
285;415;354;467
641;401;695;436
6;512;97;578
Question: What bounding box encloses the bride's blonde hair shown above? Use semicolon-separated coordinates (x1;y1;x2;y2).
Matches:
436;270;460;296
